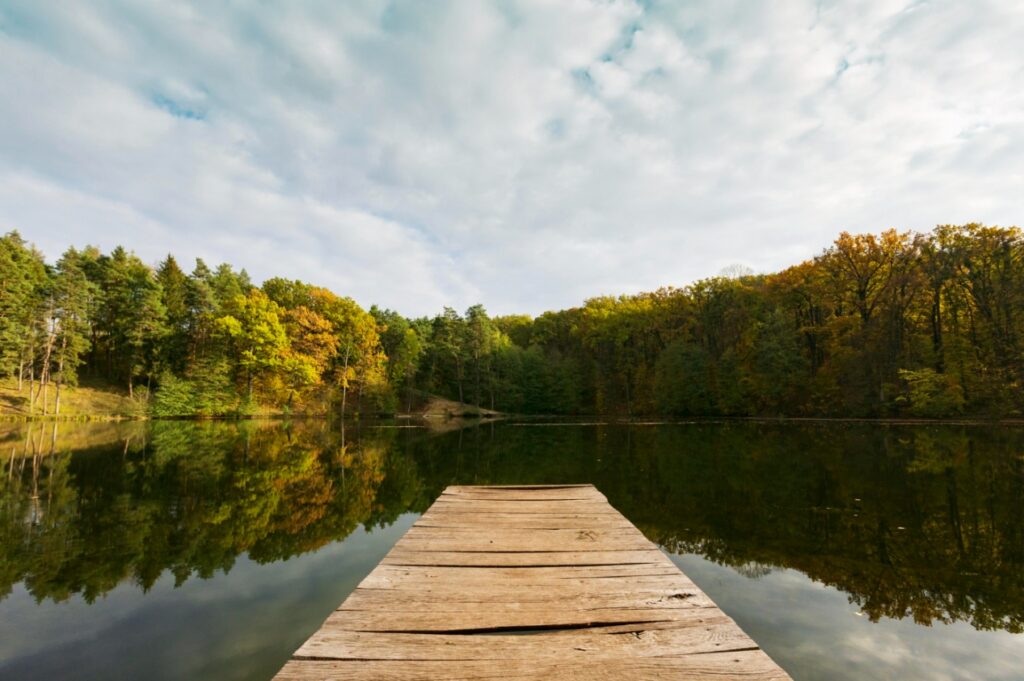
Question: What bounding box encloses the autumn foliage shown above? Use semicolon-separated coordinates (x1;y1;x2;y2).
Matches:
1;223;1021;418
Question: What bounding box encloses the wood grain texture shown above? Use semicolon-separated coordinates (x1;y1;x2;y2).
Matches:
273;484;792;680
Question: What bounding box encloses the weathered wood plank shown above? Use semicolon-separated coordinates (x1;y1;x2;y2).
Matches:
339;588;717;612
272;484;791;680
276;651;790;680
295;618;753;660
425;501;622;515
313;605;717;633
380;548;669;567
442;486;606;500
347;575;700;593
397;528;653;552
353;566;697;586
414;519;637;531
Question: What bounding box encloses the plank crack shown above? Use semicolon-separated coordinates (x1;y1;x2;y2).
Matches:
688;645;762;656
353;620;675;635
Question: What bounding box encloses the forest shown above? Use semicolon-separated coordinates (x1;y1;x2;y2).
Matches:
0;223;1021;418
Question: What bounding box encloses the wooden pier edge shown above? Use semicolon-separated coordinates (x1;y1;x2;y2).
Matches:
274;484;792;680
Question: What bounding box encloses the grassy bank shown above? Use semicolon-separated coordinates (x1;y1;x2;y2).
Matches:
0;378;502;422
0;377;147;421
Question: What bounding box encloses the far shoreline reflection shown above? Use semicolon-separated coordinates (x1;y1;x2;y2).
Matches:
1;419;1022;680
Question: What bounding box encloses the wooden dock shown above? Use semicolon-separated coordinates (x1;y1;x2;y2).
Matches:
274;484;791;680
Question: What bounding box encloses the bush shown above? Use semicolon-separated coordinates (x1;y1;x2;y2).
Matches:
898;368;965;418
120;385;151;418
190;360;238;416
152;373;196;417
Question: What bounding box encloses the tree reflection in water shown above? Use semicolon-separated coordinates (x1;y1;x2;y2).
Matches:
1;420;1022;634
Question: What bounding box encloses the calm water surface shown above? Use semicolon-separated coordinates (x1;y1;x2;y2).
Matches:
0;419;1022;680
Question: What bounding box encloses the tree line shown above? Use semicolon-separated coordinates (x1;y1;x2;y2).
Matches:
1;223;1021;418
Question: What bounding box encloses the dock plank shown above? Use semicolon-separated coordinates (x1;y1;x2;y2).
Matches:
274;484;791;680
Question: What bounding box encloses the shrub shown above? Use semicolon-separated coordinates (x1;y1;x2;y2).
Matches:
152;373;196;417
898;368;965;418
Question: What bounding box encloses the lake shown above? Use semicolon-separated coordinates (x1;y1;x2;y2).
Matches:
1;419;1022;680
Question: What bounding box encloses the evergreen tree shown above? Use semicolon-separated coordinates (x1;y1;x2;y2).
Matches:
96;247;167;396
47;248;96;413
0;232;47;390
157;255;190;372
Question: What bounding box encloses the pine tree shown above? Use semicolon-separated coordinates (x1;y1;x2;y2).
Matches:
157;255;190;372
0;232;47;391
51;248;96;414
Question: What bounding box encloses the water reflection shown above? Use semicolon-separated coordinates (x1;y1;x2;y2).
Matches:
0;419;1022;679
1;420;421;605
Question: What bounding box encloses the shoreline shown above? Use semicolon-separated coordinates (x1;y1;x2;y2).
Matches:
2;412;1022;426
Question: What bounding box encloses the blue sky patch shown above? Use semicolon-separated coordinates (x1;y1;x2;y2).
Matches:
151;93;206;121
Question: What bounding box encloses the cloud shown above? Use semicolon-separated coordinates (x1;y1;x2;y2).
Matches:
0;0;1021;315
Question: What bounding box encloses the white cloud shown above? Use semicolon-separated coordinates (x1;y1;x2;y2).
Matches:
0;0;1021;315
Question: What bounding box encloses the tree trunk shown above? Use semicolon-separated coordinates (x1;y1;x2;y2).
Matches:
340;346;351;417
54;336;67;416
37;302;58;416
26;330;37;414
38;357;51;417
931;287;944;373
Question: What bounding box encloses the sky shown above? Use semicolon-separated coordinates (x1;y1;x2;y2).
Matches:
0;1;1021;317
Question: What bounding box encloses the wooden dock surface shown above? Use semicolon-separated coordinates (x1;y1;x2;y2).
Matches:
275;484;791;680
